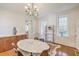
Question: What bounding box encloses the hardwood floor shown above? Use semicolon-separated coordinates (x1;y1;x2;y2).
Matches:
0;49;17;56
56;44;78;56
42;42;79;56
0;42;79;56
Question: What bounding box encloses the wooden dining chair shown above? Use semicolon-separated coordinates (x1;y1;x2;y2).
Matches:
12;42;31;56
17;48;31;56
48;43;61;56
11;43;23;56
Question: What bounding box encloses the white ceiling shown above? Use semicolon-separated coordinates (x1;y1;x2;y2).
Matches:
0;3;79;17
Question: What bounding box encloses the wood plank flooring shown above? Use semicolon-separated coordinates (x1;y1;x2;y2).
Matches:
42;42;79;56
0;42;79;56
0;49;17;56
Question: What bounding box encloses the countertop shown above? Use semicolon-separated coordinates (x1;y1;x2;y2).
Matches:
0;33;27;38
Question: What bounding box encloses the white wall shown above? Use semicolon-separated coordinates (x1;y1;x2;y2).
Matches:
39;14;56;41
39;6;79;49
0;9;26;35
54;6;79;49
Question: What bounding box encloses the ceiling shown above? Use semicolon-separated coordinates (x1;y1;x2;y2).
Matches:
0;3;79;17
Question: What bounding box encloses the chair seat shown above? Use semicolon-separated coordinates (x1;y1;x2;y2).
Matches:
17;48;31;56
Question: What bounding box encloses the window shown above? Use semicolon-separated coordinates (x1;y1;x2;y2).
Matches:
57;16;68;37
25;24;29;33
40;20;47;39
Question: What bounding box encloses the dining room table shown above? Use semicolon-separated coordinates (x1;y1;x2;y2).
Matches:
17;39;49;56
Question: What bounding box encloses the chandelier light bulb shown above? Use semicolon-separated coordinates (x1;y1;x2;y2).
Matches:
24;6;27;9
29;11;32;15
34;5;37;9
37;8;39;11
27;3;31;7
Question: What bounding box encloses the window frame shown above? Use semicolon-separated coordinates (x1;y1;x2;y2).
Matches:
57;15;69;37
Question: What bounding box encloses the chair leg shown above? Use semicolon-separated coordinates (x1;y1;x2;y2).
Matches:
40;50;49;56
17;51;24;56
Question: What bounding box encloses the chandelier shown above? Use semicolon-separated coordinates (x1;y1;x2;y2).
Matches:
25;3;39;16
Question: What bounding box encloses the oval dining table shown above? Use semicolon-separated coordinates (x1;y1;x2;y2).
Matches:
17;39;49;56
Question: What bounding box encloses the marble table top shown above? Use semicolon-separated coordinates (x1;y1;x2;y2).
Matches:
17;39;49;53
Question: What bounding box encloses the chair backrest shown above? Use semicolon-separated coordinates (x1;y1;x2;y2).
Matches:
11;42;23;56
49;44;61;56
